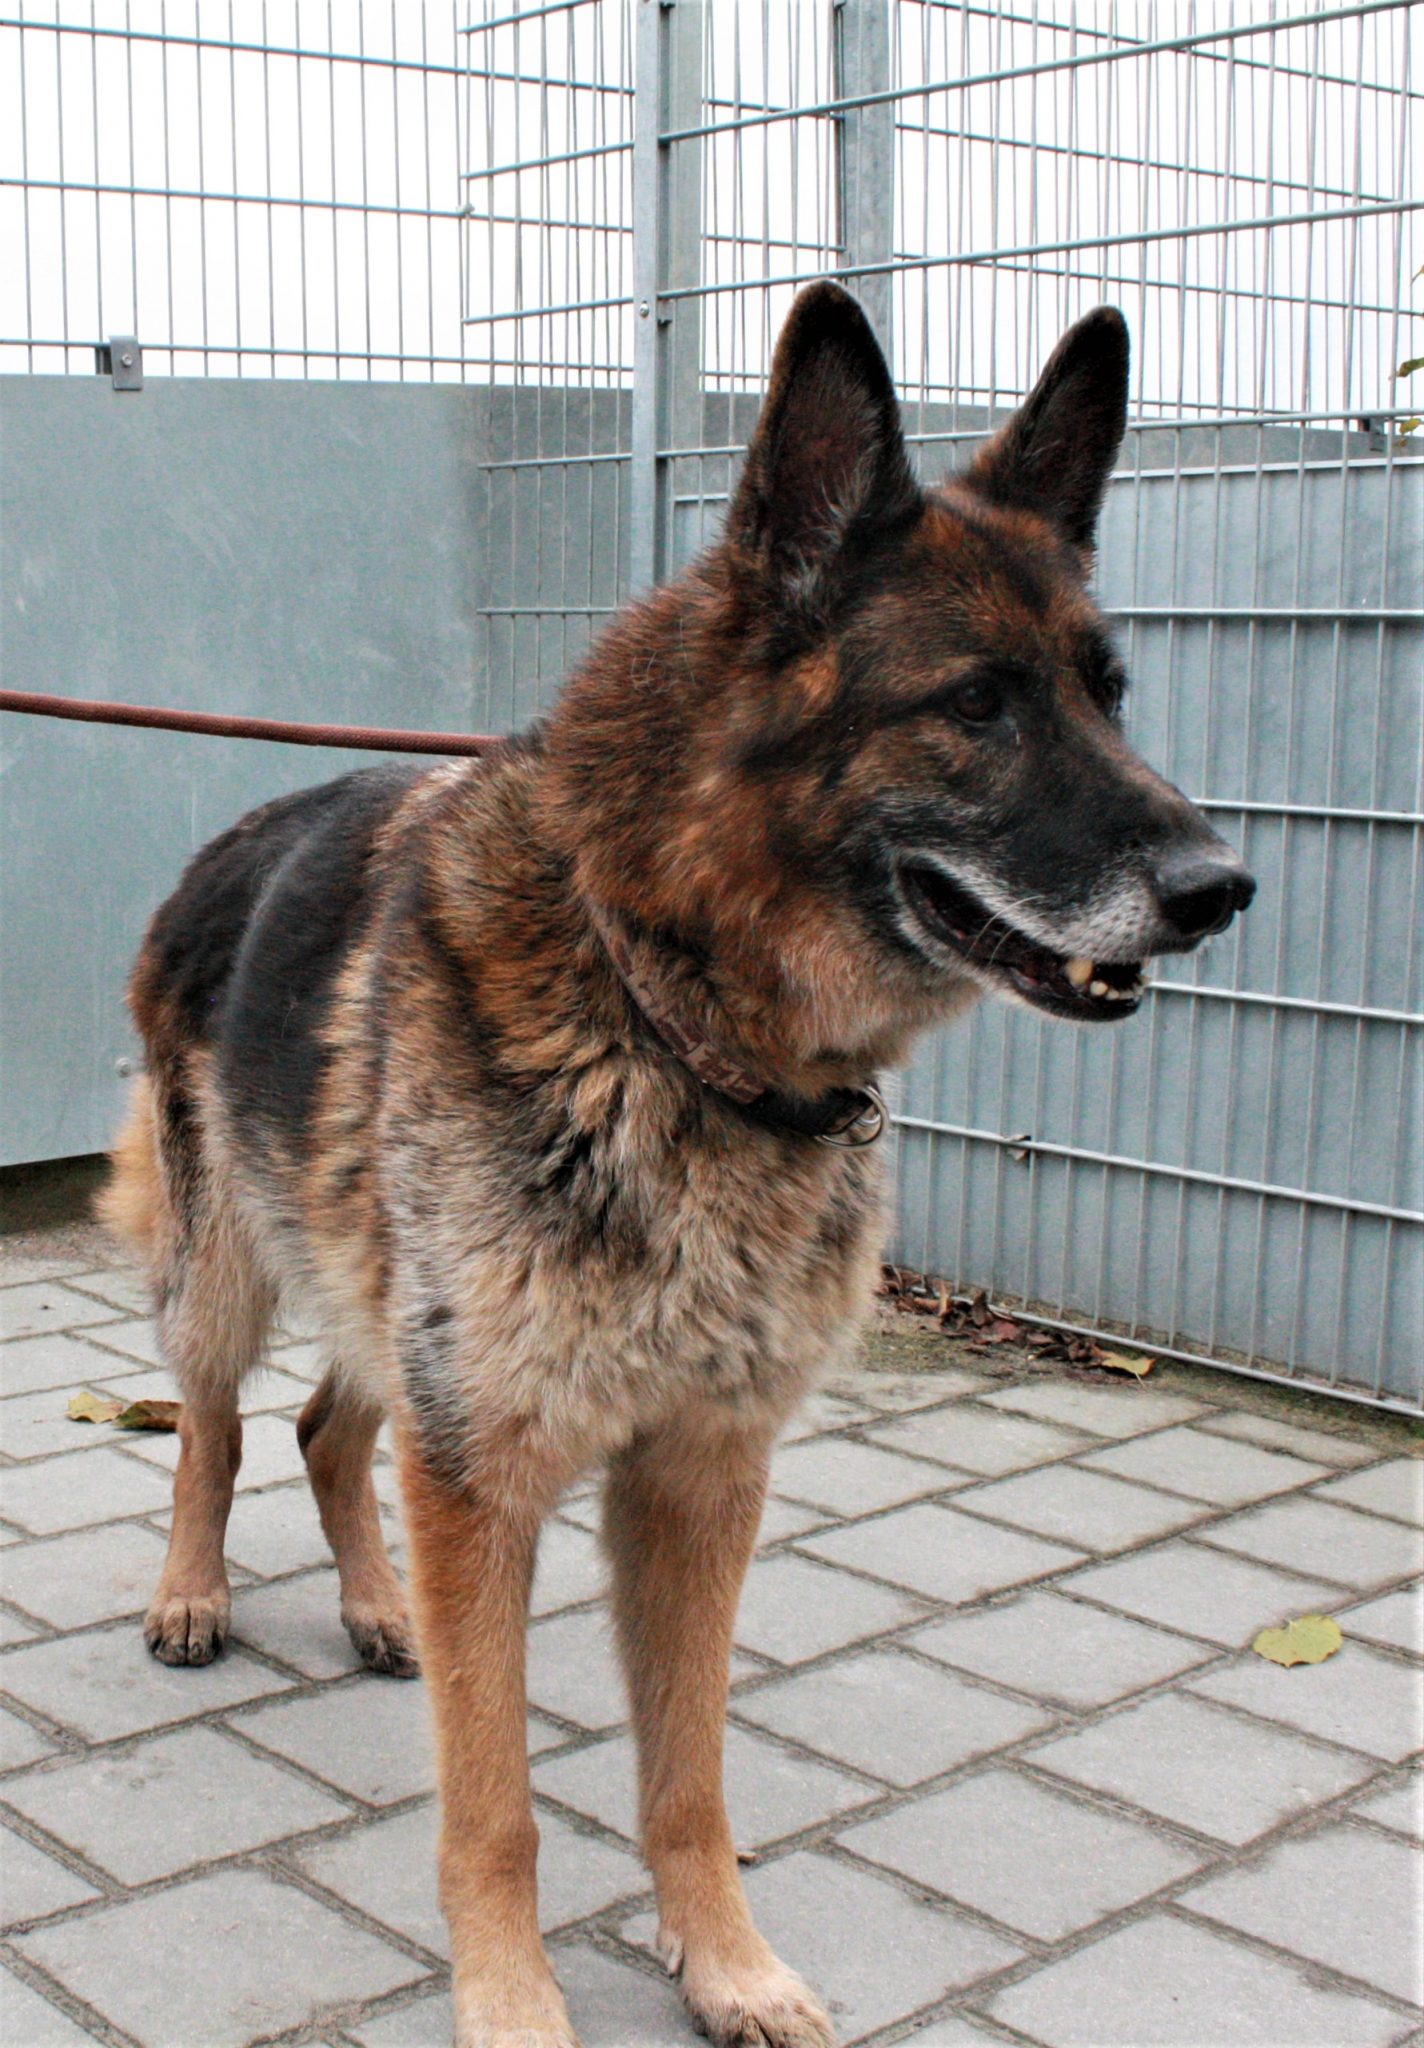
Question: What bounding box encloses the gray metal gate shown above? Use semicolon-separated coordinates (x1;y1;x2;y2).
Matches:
2;1;1420;1411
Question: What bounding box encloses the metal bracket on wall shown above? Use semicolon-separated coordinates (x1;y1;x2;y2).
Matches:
96;337;143;390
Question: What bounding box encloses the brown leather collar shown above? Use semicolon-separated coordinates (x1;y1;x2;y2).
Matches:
589;904;885;1147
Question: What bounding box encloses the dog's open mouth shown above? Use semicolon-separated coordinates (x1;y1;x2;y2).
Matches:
898;861;1145;1021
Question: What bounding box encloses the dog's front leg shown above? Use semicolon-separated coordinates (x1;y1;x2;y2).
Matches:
605;1413;835;2048
397;1426;577;2048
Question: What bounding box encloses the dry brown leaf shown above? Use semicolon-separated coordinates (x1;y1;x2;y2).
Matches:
113;1399;182;1432
1098;1351;1154;1379
1252;1615;1343;1667
68;1390;125;1425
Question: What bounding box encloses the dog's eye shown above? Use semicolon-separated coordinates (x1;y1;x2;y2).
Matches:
951;675;1005;727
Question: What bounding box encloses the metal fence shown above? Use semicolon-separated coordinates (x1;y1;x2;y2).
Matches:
2;1;1420;1411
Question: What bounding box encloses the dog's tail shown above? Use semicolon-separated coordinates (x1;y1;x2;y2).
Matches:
96;1075;166;1273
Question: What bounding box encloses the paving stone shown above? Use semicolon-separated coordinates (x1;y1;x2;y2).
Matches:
624;1850;1022;2040
348;1993;456;2047
1315;1459;1424;1527
733;1550;925;1662
867;1406;1090;1476
1188;1642;1424;1762
0;1606;41;1645
78;1317;166;1368
953;1463;1206;1552
0;1386;141;1461
122;1408;311;1489
297;1798;648;1953
771;1435;957;1517
13;1866;420;2045
535;1722;874;1848
1183;1824;1424;2004
553;1945;699;2047
754;1495;831;1545
1061;1540;1343;1646
266;1336;327;1383
981;1378;1208;1437
910;1588;1216;1707
778;1390;879;1442
1341;1584;1424;1656
890;2019;1007;2046
1353;1771;1423;1840
0;1522;171;1629
798;1502;1085;1605
852;1367;992;1411
212;1480;338;1576
1078;1426;1329;1505
732;1647;1053;1785
0;1826;101;1924
59;1269;153;1316
0;1966;104;2045
0;1284;124;1343
2;1723;352;1883
1198;1410;1379;1466
89;1359;312;1415
0;1330;148;1398
531;1517;608;1615
1031;1689;1375;1844
527;1605;628;1729
228;1566;366;1677
0;1623;291;1742
987;1912;1405;2046
0;1445;174;1534
232;1675;436;1803
0;1701;58;1771
0;1249;91;1286
1195;1494;1424;1590
841;1767;1199;1941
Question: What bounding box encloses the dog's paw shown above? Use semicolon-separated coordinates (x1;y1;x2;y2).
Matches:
343;1604;420;1677
144;1591;230;1666
666;1937;834;2048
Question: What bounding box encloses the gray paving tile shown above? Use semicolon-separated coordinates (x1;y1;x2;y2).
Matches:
0;1826;100;1925
1353;1771;1423;1840
0;1330;146;1399
553;1945;699;2047
890;2019;1006;2046
122;1409;311;1490
0;1606;42;1646
1199;1410;1380;1467
754;1495;831;1545
867;1406;1090;1476
1341;1584;1424;1657
78;1318;166;1368
623;1850;1022;2041
531;1517;608;1615
228;1566;366;1678
771;1435;957;1516
731;1647;1053;1785
987;1912;1405;2046
231;1675;435;1803
13;1867;420;2046
0;1966;103;2045
0;1386;142;1461
851;1367;992;1411
297;1797;647;1953
211;1481;338;1577
91;1359;312;1414
534;1722;874;1848
0;1522;170;1630
58;1269;153;1316
1315;1459;1424;1528
1031;1689;1376;1844
1195;1495;1424;1591
527;1605;628;1730
840;1767;1199;1942
0;1701;57;1772
1183;1824;1424;2004
1188;1642;1424;1761
0;1446;174;1534
0;1284;123;1343
733;1551;925;1662
1078;1427;1329;1505
347;1993;456;2048
910;1588;1216;1708
0;1250;92;1287
1060;1540;1343;1647
953;1463;1206;1552
981;1378;1208;1437
0;1621;291;1742
797;1502;1085;1605
2;1723;351;1883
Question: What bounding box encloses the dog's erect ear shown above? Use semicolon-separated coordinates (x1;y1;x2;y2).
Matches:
726;281;921;627
965;306;1129;554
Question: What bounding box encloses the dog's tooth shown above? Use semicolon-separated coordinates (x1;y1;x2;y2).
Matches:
1089;978;1109;997
1064;956;1094;988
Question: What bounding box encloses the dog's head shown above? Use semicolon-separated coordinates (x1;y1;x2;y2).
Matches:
551;283;1253;1063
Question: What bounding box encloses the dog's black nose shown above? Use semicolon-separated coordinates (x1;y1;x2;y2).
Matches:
1153;848;1257;940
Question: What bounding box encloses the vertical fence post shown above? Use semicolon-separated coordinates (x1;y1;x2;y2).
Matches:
835;0;895;357
629;0;704;597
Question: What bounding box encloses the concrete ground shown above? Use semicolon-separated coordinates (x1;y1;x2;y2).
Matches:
1;1219;1420;2048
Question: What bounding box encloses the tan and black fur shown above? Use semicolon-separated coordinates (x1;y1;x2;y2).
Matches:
102;285;1252;2048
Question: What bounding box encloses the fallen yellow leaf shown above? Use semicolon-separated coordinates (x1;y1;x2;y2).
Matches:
67;1390;125;1425
1099;1351;1153;1378
112;1399;181;1432
1252;1615;1343;1667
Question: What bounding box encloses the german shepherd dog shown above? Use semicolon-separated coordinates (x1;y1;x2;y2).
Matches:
103;284;1252;2046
